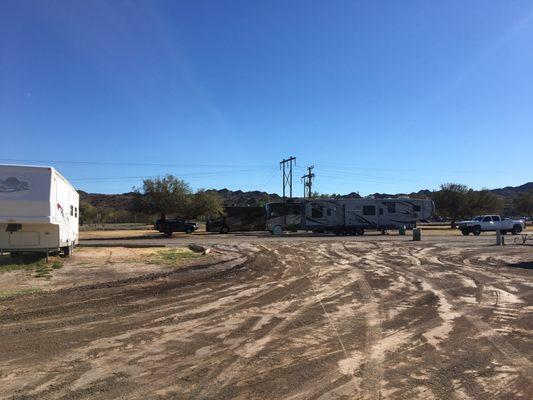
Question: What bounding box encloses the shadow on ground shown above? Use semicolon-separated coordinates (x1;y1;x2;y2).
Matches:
506;261;533;270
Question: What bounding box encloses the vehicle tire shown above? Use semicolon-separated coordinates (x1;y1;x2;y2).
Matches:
185;227;193;234
461;228;469;236
63;243;73;258
472;226;481;236
512;225;522;235
355;227;364;236
165;230;173;237
220;226;229;234
272;225;283;236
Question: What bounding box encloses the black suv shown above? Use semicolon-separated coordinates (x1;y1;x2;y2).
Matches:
154;218;198;236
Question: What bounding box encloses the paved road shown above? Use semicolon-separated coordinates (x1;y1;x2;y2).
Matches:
79;231;513;247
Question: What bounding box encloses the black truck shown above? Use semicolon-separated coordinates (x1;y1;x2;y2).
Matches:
154;218;198;236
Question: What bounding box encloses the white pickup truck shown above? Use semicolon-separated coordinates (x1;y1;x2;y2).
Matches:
458;215;525;236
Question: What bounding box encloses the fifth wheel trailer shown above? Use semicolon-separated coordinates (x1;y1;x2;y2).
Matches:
0;165;79;256
266;198;435;235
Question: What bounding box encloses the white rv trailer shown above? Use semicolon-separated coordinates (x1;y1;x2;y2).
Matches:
266;198;435;235
0;165;79;256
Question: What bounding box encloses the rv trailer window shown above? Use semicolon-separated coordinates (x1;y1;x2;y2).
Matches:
413;205;421;212
311;204;323;218
70;205;74;216
387;203;396;213
75;207;78;218
326;209;332;216
363;206;375;215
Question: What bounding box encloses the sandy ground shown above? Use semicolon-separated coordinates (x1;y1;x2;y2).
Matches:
0;237;532;399
0;247;213;297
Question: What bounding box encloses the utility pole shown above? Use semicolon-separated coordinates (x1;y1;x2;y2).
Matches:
301;165;315;198
280;156;296;200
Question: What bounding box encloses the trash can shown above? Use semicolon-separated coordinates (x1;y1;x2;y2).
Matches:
413;227;421;241
399;226;406;236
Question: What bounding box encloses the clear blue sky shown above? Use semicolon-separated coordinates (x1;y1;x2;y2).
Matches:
2;1;532;195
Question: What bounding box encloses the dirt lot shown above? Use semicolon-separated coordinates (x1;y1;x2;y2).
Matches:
0;236;532;399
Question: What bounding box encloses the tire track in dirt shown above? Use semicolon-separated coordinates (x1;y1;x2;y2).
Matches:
1;240;532;400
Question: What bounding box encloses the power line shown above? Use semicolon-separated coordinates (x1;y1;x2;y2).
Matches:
69;168;271;182
0;158;273;169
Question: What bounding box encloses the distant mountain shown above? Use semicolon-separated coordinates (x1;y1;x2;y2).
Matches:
364;189;433;199
78;188;282;210
78;190;137;209
490;182;533;198
206;188;281;206
78;182;532;211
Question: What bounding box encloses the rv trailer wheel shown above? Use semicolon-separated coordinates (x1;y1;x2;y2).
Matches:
63;244;73;258
272;225;283;236
220;226;229;234
355;228;364;236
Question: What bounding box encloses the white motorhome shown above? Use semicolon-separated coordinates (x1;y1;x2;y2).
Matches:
266;198;435;235
0;165;79;256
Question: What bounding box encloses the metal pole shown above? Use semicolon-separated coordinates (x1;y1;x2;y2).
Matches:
282;162;286;199
289;160;293;198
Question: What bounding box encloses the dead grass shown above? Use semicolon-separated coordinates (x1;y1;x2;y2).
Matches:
146;248;203;267
0;253;63;278
0;288;42;299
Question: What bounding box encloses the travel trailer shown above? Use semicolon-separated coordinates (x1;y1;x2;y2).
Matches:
0;165;79;256
266;198;435;235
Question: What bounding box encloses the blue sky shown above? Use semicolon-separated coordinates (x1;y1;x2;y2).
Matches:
1;1;532;195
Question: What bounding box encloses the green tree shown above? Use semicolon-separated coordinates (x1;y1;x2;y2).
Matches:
514;191;533;219
187;190;224;219
132;175;191;221
432;183;469;228
79;201;97;225
466;189;504;216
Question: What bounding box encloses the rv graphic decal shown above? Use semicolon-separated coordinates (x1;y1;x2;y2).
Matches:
0;177;30;193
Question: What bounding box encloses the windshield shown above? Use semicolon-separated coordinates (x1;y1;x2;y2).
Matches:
473;216;484;221
266;203;301;218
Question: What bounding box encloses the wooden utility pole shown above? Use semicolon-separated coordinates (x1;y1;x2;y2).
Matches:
301;165;315;198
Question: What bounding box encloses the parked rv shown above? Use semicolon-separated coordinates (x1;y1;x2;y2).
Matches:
266;198;434;235
0;165;79;256
206;206;266;233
